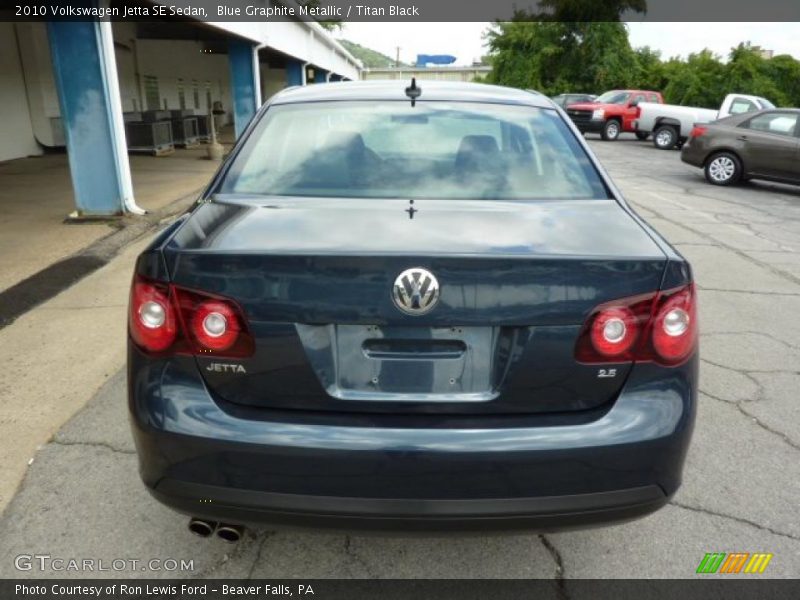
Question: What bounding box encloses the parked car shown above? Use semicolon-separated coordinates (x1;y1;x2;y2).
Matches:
681;108;800;186
565;89;664;141
636;94;775;150
551;93;597;109
128;81;698;537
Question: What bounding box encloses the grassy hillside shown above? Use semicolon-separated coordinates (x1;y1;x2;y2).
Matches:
338;39;409;68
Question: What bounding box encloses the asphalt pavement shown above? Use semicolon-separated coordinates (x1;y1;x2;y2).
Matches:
1;134;798;580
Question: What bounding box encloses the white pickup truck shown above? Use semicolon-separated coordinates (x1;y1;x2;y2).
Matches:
634;93;775;150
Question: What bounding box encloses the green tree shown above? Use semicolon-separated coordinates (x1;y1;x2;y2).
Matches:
725;43;785;105
485;20;639;94
484;0;646;94
633;46;666;91
573;22;639;91
536;0;647;21
765;54;800;106
483;5;800;108
484;20;566;92
663;50;726;108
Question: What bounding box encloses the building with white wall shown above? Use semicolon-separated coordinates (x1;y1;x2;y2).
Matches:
0;13;361;215
362;65;492;83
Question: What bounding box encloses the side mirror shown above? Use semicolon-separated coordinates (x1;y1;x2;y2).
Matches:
629;99;640;107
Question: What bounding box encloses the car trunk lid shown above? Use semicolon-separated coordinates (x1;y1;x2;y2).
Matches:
164;197;667;414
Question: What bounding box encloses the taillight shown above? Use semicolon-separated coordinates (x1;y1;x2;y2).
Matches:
128;274;253;358
589;307;639;358
689;126;708;138
129;279;177;353
575;292;655;363
575;283;697;367
174;288;254;357
649;284;697;364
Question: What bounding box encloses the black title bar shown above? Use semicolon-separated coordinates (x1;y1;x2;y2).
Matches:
4;579;800;600
4;0;800;22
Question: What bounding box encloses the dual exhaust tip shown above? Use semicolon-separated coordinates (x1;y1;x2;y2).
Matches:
188;518;244;543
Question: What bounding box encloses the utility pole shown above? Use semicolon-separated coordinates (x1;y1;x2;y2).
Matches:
395;46;400;67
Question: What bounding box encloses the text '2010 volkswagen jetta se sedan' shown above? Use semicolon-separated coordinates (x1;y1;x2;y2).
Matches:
128;81;697;536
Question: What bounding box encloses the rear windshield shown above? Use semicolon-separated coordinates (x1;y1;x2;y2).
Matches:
220;101;609;200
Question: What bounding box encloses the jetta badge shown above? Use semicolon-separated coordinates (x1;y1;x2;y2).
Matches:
392;267;440;315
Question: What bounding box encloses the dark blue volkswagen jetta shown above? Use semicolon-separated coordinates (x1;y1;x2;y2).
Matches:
128;81;697;538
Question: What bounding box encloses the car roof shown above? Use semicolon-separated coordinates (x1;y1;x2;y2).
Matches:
731;107;800;117
269;80;556;109
716;107;800;125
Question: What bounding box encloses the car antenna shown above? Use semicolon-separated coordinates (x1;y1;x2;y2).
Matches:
405;77;421;107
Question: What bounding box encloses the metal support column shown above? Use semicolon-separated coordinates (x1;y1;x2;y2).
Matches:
286;58;306;87
47;17;141;216
228;40;260;139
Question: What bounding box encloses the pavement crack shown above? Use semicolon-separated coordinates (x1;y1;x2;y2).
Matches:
343;535;378;578
670;500;800;542
701;358;798;378
700;358;762;390
700;391;800;452
702;330;800;352
191;528;265;579
50;438;135;455
538;534;568;599
246;531;273;580
641;201;800;288
697;287;800;298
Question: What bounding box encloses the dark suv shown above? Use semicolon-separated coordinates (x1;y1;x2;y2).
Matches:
128;81;698;536
551;93;597;109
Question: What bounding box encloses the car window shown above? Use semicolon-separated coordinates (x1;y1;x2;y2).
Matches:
221;101;610;201
730;98;757;115
647;94;659;103
742;112;799;136
594;91;630;105
631;94;646;106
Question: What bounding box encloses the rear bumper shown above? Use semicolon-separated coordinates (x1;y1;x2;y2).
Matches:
129;351;697;532
151;479;667;532
680;142;706;168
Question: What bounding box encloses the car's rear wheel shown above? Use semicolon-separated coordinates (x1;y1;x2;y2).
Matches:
705;152;742;186
635;131;649;141
653;125;678;150
601;119;621;141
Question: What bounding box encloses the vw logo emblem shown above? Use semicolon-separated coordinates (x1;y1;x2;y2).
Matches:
392;268;440;315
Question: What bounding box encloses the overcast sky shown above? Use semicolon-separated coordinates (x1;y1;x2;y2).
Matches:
340;22;800;66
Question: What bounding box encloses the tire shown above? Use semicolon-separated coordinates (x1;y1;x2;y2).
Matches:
704;152;742;186
601;119;621;141
635;131;649;141
653;125;678;150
